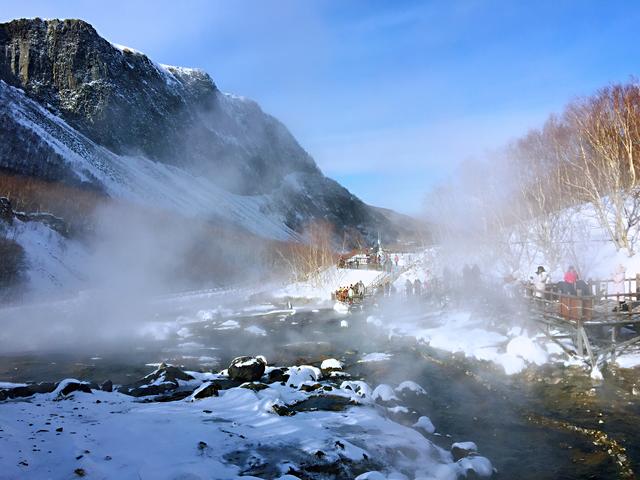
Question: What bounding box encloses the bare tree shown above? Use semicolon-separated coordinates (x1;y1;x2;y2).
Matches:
563;83;640;255
278;220;336;285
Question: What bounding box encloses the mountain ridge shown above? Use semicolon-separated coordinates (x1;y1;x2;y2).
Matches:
0;17;404;243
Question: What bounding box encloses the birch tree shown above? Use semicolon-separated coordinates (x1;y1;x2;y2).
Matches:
564;83;640;255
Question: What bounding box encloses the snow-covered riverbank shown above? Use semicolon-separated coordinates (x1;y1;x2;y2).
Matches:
0;362;492;480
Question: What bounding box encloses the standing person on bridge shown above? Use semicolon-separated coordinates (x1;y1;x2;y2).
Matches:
611;264;627;310
564;266;578;295
533;266;549;299
414;279;422;297
462;264;471;286
405;279;413;297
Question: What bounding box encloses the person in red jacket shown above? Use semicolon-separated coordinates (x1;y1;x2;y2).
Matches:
564;266;578;284
562;266;579;295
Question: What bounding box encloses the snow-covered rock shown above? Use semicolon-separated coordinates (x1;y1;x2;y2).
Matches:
372;384;399;403
413;416;436;434
340;380;372;399
244;325;267;336
286;365;321;388
228;356;267;382
395;381;427;396
451;441;478;461
320;358;343;371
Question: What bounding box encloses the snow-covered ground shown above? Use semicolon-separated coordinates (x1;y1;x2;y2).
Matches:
0;366;492;480
3;218;90;293
370;310;565;375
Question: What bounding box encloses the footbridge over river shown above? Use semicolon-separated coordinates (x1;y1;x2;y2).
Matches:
525;276;640;367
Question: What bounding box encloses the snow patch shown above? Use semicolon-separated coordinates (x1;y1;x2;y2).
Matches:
244;325;267;336
359;352;393;363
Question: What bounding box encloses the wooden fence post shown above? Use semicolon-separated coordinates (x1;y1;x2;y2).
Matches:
576;319;583;356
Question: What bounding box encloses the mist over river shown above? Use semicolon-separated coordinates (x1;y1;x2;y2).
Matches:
1;295;639;479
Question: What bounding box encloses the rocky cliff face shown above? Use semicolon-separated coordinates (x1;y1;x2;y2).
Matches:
0;18;397;243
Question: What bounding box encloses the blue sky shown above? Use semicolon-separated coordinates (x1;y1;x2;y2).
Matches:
3;1;640;214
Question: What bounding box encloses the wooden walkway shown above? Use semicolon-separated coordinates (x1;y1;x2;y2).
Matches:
331;260;417;306
364;260;421;297
526;277;640;366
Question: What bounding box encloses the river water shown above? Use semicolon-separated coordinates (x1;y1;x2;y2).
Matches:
1;301;639;479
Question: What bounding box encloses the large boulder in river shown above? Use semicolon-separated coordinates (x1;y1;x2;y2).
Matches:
228;356;267;382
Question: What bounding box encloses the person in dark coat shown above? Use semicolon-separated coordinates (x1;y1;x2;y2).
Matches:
414;279;422;296
462;264;471;288
405;279;413;297
471;264;481;284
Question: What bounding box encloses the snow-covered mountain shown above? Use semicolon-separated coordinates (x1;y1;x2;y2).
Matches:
0;18;398;243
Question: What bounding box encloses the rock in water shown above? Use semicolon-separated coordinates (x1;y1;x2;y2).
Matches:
413;416;436;434
228;356;267;382
320;358;343;378
371;384;399;405
101;380;113;392
451;441;478;461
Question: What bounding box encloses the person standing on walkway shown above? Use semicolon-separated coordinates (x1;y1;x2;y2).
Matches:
611;264;626;309
564;266;578;295
533;266;549;299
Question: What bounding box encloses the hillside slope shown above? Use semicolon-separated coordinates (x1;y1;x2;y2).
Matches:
0;18;397;243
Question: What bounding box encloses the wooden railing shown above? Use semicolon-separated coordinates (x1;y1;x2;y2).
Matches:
524;280;640;365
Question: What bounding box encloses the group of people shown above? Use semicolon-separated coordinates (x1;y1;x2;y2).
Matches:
335;276;431;304
334;281;366;304
404;278;425;297
532;265;587;298
532;264;629;299
373;278;427;298
374;281;397;297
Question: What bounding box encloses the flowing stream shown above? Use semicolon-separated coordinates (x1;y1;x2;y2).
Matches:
1;302;639;479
